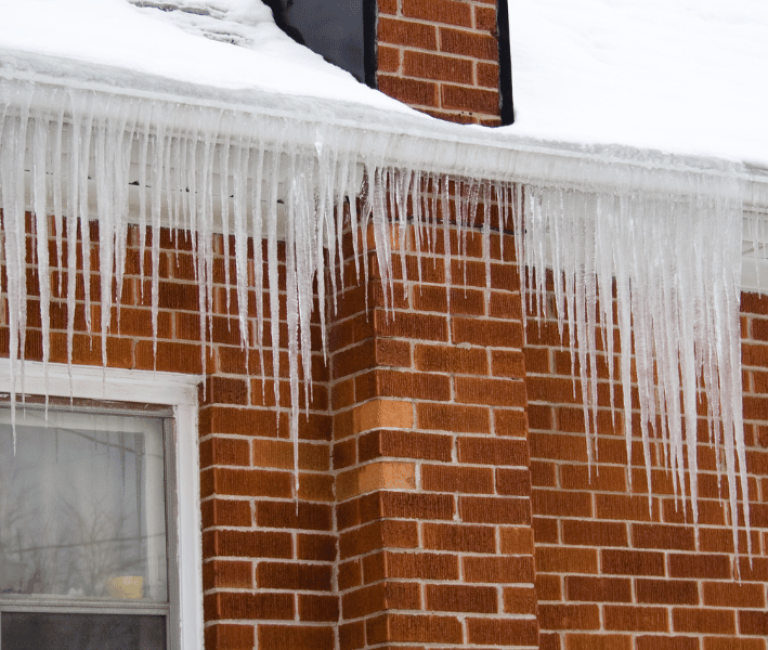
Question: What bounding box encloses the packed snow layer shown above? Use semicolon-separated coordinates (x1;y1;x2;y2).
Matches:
0;79;754;556
509;0;768;167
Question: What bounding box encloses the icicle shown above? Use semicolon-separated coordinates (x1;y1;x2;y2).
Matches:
0;77;759;561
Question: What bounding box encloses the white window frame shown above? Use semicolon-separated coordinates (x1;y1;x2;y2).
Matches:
0;360;202;650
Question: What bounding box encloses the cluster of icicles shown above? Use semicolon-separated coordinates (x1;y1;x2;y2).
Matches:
0;79;752;554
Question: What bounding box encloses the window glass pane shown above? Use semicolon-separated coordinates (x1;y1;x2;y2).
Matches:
0;409;167;603
1;611;165;650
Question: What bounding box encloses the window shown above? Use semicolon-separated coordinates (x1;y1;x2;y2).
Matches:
0;363;201;650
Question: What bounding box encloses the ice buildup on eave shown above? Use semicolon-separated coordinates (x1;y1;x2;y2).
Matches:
1;61;767;557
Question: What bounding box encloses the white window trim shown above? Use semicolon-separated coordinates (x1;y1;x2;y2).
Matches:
0;360;203;650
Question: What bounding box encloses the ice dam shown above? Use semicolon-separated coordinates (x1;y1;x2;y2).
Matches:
0;77;761;556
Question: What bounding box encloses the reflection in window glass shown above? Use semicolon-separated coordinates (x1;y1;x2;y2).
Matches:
0;409;167;603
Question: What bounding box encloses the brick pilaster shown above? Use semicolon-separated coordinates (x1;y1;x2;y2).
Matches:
329;196;539;648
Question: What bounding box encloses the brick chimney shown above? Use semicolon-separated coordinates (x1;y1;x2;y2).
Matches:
374;0;511;125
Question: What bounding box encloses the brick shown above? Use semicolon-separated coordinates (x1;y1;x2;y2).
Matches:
358;429;453;462
414;343;488;374
205;592;293;620
257;562;332;591
442;84;500;114
352;399;413;433
536;547;598;574
704;639;764;650
463;556;535;583
457;437;529;465
378;490;455;520
466;618;538;646
602;549;665;576
426;584;497;613
256;501;332;531
503;586;537;615
500;526;534;555
440;26;497;60
539;604;600;630
530;432;589;462
342;581;421;619
491;350;526;378
340;520;418;559
201;498;252;528
668;553;731;579
632;523;696;550
532;489;592;517
374;310;448;340
455;376;526;406
596;493;658;522
636;638;699;650
604;606;669;632
378;17;438;50
496;467;532;495
702;581;765;608
339;622;364;650
495;409;529;437
561;520;628;547
336;461;416;500
566;576;632;603
366;613;462;645
567;635;633;650
203;530;292;559
338;559;362;591
377;75;439;107
673;608;735;635
386;551;459;580
297;533;337;562
422;464;494;493
402;0;472;27
203;560;253;589
403;50;474;83
258;625;334;650
299;594;339;622
417;402;490;432
452;317;523;347
422;523;495;553
560;464;627;492
636;579;699;605
375;369;451;400
459;495;531;524
739;610;768;636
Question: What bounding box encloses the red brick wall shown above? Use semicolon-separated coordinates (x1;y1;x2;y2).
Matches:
376;0;503;125
524;281;768;650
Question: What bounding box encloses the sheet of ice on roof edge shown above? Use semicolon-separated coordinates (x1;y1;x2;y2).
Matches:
0;77;756;560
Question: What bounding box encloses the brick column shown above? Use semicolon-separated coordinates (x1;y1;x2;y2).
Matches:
376;0;504;125
330;208;539;648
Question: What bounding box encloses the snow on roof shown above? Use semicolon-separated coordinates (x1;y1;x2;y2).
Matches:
0;0;410;113
1;0;766;169
509;0;768;168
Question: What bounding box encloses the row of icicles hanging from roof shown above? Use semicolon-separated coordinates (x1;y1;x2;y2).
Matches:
0;81;751;558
